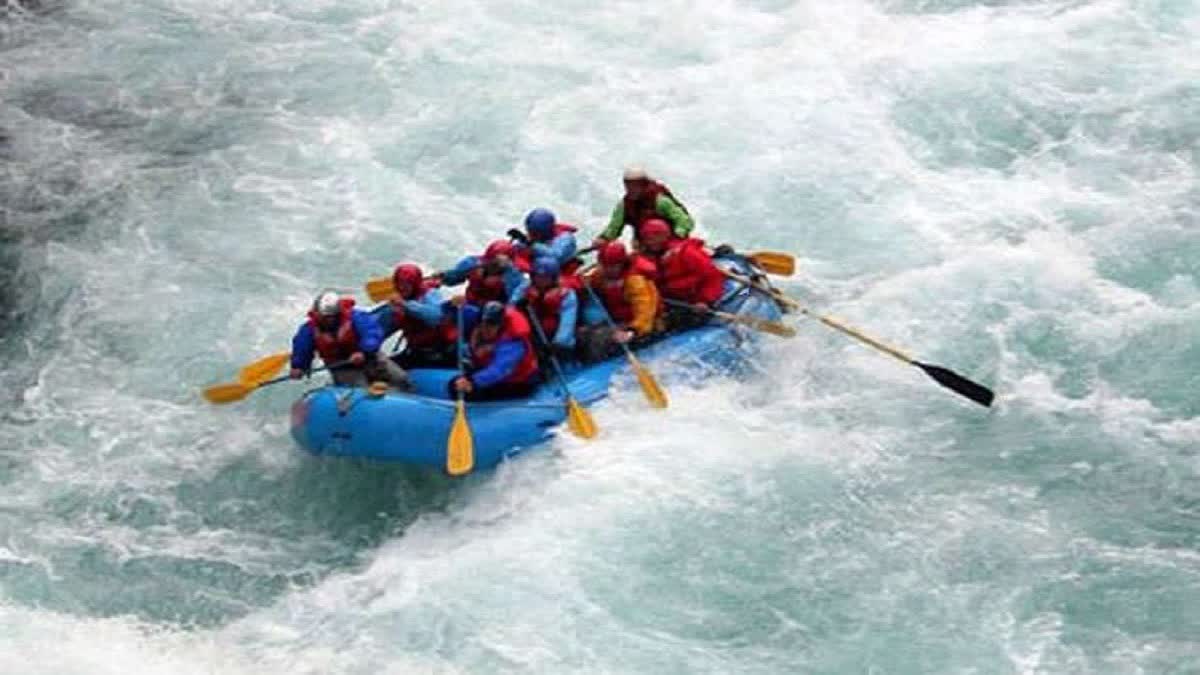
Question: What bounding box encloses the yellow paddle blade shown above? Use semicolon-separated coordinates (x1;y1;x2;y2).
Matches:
446;398;475;476
565;397;598;439
238;352;291;386
365;276;395;303
202;382;254;404
748;251;796;276
629;355;668;409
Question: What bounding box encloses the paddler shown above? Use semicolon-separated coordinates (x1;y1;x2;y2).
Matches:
578;241;663;362
524;257;580;362
448;299;541;401
592;166;694;250
290;290;413;389
438;239;530;307
637;219;726;331
515;208;579;269
378;264;458;369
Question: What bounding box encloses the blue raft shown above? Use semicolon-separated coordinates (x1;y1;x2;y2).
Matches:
289;256;784;470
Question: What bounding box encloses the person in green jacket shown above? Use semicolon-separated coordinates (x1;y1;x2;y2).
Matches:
591;166;694;249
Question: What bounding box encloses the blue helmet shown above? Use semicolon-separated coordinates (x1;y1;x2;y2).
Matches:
532;257;560;280
524;208;556;239
481;301;505;326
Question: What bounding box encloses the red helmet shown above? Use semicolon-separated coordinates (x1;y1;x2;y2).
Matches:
483;240;514;260
599;241;629;266
639;218;671;240
392;264;423;296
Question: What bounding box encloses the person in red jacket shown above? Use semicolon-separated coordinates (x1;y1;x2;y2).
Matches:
577;241;664;362
449;300;541;401
290;291;411;389
378;264;458;369
638;219;727;331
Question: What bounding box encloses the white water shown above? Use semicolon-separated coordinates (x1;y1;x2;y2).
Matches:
1;0;1198;672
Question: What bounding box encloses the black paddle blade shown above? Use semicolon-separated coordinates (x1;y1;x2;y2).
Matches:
915;362;995;408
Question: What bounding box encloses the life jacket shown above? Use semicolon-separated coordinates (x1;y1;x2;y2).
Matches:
624;181;689;238
559;270;583;291
307;298;359;362
526;283;576;339
465;266;509;305
391;279;456;349
469;307;539;384
651;238;724;305
593;255;659;323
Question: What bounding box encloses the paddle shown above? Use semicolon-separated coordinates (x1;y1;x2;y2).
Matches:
707;246;795;276
445;305;475;476
237;352;292;386
365;276;399;304
582;283;668;409
745;251;794;276
203;360;350;405
525;305;598;439
663;299;797;338
723;270;995;407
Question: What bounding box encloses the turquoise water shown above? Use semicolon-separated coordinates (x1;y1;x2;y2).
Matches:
1;0;1198;672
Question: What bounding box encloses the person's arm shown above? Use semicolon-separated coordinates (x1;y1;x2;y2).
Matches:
624;275;659;336
552;290;578;348
443;301;481;333
597;202;626;241
656;194;694;238
439;256;481;287
469;338;525;388
403;288;445;325
533;231;577;265
290;324;316;371
372;303;397;337
504;266;531;306
351;309;384;354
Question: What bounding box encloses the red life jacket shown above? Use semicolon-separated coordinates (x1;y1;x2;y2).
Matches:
526;283;575;339
652;238;725;305
624;181;689;238
469;307;539;384
307;298;359;362
391;279;456;349
559;271;583;291
593;256;658;323
465;267;508;305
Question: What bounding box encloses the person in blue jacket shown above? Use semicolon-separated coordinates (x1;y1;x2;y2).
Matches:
375;264;458;369
525;257;579;361
438;240;530;307
446;299;541;401
516;208;578;269
290;290;412;389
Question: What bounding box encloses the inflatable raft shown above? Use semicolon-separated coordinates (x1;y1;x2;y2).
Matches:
289;255;784;469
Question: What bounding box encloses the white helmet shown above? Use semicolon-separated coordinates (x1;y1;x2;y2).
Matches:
622;165;649;181
312;290;340;317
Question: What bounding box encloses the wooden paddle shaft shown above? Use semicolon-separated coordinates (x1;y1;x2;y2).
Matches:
721;270;914;364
